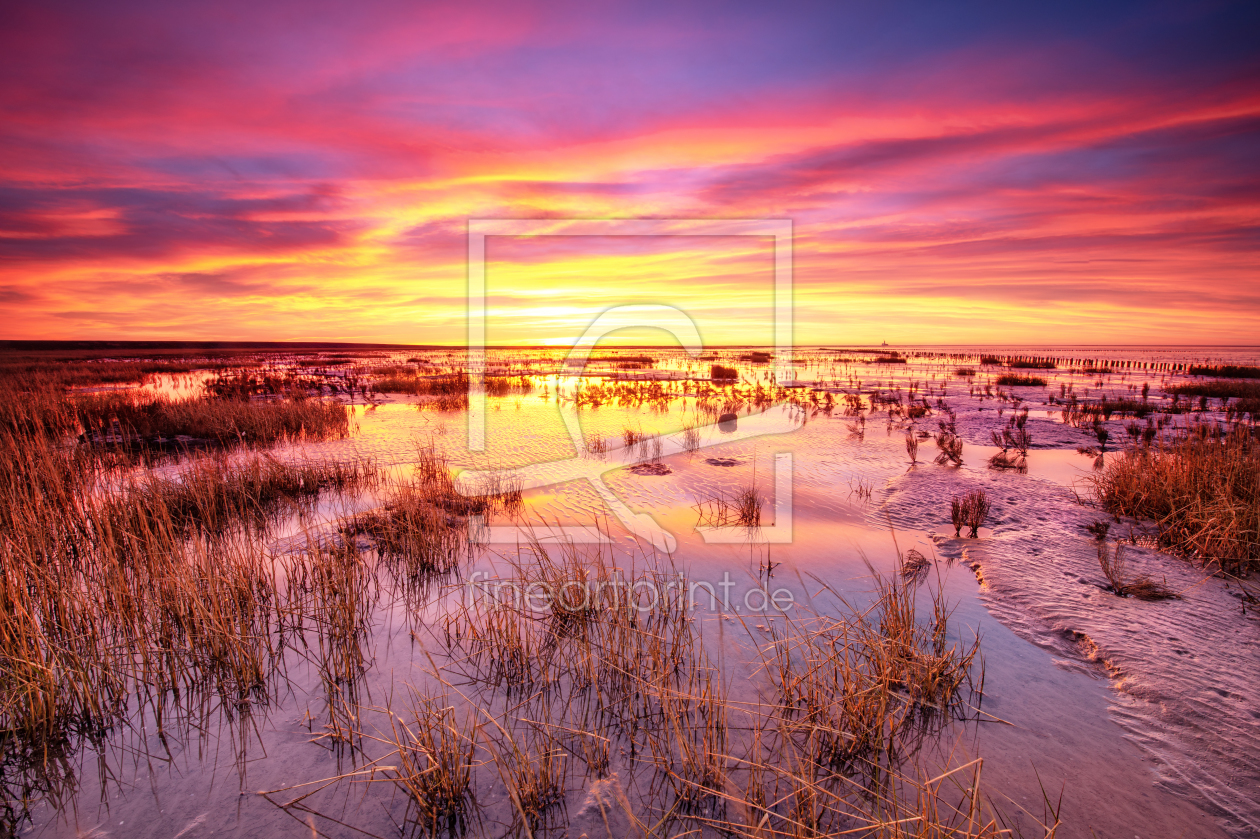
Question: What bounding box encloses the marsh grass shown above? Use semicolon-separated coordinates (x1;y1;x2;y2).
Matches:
383;694;479;838
1090;423;1260;574
414;539;1025;839
0;353;240;391
205;368;328;398
1186;365;1260;379
341;445;517;581
767;557;981;785
1;352;1062;839
375;372;469;395
1169;380;1260;401
107;453;377;534
680;416;703;454
0;386;392;830
995;375;1046;387
989;410;1031;472
302;541;377;734
379;370;536;412
74;390;350;450
1060;398;1156;428
490;727;569;834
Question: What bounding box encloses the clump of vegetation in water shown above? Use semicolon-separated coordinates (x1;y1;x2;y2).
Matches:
1091;423;1260;575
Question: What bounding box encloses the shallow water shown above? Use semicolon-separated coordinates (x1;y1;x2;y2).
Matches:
22;345;1260;838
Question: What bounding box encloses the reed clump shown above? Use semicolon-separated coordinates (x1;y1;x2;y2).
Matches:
482;374;534;397
341;447;498;577
934;410;963;467
106;453;376;534
995;374;1046;387
680;416;702;454
493;729;568;834
74;390;349;450
1090;423;1260;574
989;409;1030;472
384;694;478;838
694;482;764;528
584;433;610;457
949;491;991;538
905;429;919;465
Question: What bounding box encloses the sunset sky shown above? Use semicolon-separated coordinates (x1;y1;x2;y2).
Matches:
1;0;1257;345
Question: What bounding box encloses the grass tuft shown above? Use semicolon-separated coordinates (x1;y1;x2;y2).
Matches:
950;490;991;538
1097;542;1180;600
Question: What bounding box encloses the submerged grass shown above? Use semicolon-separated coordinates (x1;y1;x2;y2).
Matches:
694;482;764;528
1097;542;1180;600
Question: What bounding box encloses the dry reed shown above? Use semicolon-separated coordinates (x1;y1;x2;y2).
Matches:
1089;423;1260;574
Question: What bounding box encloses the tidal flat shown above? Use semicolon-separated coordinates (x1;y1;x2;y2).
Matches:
1;344;1257;839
